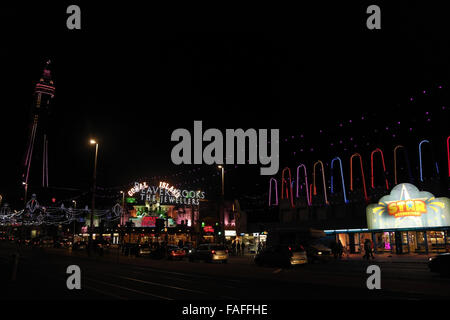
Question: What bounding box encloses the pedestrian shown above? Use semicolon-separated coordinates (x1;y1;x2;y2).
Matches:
363;239;372;260
370;240;375;259
337;240;344;259
241;242;245;255
231;240;236;256
331;241;338;259
257;241;262;253
236;240;241;255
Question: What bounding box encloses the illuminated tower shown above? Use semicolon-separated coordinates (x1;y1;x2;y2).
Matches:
22;60;55;191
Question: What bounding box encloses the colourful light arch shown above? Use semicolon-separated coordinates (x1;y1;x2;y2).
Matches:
350;153;368;201
419;139;440;182
331;157;349;204
370;148;389;190
281;167;295;208
296;164;311;206
268;178;278;206
393;145;413;185
312;161;329;205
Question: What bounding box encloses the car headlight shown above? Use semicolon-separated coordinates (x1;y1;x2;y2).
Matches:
317;251;322;255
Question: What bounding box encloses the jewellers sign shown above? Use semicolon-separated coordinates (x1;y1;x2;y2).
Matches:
128;181;205;206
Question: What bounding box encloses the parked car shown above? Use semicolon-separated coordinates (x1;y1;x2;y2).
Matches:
254;245;308;267
428;253;450;276
182;243;194;254
136;244;152;257
167;245;186;260
305;241;332;263
73;241;87;251
188;243;228;263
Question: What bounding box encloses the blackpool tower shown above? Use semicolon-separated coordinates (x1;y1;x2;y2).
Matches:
22;60;55;200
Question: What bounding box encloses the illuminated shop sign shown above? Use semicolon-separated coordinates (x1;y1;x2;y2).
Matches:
141;216;157;227
367;183;450;229
225;230;236;236
127;181;205;205
159;181;181;198
203;226;214;233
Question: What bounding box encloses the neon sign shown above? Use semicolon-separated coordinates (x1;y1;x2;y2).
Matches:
128;182;148;196
367;183;450;229
159;181;181;198
387;200;427;218
128;181;205;206
203;226;214;233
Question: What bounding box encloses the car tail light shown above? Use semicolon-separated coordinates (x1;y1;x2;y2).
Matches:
288;247;292;251
211;250;216;254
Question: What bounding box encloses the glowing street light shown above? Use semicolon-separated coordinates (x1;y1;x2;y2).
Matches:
89;139;99;250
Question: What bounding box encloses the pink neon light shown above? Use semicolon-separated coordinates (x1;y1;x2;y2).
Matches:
312;161;329;205
309;183;313;204
350;153;368;201
371;148;389;190
35;83;55;90
296;164;311;206
268;178;278;206
447;136;450;177
281;167;295;208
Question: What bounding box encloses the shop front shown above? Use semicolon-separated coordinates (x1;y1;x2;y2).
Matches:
121;181;205;246
326;183;450;255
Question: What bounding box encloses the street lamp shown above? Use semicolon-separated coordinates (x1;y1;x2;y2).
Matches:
22;182;28;207
120;191;125;226
218;165;225;244
89;139;99;249
72;200;77;240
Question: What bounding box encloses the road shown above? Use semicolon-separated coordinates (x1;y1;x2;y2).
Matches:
1;242;449;300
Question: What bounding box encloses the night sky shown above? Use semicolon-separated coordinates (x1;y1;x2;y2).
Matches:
1;2;449;206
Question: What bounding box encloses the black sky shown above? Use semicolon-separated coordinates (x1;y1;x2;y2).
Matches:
0;2;449;205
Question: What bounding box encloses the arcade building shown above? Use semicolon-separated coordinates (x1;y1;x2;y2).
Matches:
324;183;450;254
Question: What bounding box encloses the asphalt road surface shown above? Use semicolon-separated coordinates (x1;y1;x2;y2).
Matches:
1;243;449;300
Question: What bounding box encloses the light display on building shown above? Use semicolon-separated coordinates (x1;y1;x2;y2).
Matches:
366;183;450;229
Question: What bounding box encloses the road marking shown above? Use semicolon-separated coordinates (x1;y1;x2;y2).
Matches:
273;268;282;274
130;265;241;283
114;275;208;295
85;276;173;300
84;284;128;300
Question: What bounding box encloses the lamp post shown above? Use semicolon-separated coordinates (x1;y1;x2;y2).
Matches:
22;182;28;207
218;165;225;244
120;191;125;226
72;200;77;241
89;139;98;249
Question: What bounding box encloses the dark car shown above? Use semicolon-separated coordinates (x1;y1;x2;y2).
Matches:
136;244;151;257
182;243;194;254
304;241;332;263
73;241;87;251
254;245;308;267
428;253;450;276
167;245;186;260
188;244;228;263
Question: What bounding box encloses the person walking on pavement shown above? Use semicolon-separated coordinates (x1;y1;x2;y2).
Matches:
257;241;262;254
241;241;245;255
370;239;375;259
337;240;344;259
231;240;236;256
363;239;372;260
236;240;241;255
